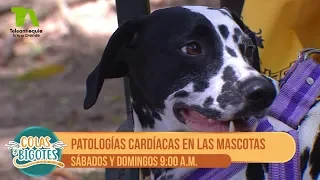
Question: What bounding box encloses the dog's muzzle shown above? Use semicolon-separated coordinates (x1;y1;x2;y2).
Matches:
173;77;277;132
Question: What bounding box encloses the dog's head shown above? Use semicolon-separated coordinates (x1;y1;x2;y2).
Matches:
84;6;277;132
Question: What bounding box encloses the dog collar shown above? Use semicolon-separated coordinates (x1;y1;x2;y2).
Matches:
183;48;320;180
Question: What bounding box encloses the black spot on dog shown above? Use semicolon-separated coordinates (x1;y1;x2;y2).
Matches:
218;25;229;39
193;81;209;92
203;96;214;108
132;102;155;128
191;105;221;119
246;163;266;180
152;111;162;120
233;34;239;43
310;127;320;179
218;66;241;109
222;66;237;82
174;90;189;98
233;28;242;43
301;147;310;177
234;28;242;35
226;46;237;57
221;80;234;92
217;90;242;109
238;44;246;57
221;67;237;93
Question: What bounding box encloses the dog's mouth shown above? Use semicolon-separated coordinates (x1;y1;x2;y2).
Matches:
173;103;252;132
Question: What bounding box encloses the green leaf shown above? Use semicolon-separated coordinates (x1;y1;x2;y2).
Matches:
17;64;65;80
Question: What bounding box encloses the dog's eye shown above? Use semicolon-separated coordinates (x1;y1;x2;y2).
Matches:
181;42;202;55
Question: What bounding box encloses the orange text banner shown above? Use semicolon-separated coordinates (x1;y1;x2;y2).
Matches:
61;154;231;168
54;132;296;163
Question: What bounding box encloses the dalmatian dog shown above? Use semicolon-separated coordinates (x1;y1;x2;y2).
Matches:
83;6;320;180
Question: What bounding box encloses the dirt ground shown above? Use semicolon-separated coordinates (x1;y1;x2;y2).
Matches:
0;0;219;179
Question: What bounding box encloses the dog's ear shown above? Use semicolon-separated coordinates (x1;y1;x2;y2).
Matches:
83;17;144;110
222;7;261;72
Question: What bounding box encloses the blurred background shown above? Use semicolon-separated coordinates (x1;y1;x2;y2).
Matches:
0;0;220;179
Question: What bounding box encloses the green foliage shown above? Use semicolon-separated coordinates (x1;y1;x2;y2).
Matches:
17;64;65;80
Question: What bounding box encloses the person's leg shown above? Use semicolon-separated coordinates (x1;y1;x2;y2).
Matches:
220;0;245;17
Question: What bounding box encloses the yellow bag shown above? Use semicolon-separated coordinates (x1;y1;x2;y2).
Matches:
241;0;320;80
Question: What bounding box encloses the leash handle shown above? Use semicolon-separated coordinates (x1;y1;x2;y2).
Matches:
280;48;320;87
269;49;320;129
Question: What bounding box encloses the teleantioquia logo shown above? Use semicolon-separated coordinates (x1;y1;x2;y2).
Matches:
5;126;66;177
10;7;43;37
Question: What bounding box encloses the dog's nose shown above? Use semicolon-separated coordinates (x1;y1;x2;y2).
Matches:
239;77;277;111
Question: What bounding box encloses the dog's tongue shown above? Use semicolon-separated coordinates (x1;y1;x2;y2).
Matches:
182;109;230;132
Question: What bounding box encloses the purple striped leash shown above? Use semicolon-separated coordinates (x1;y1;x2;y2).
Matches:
183;48;320;180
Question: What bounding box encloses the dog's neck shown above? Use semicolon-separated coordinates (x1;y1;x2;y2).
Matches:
128;80;169;132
